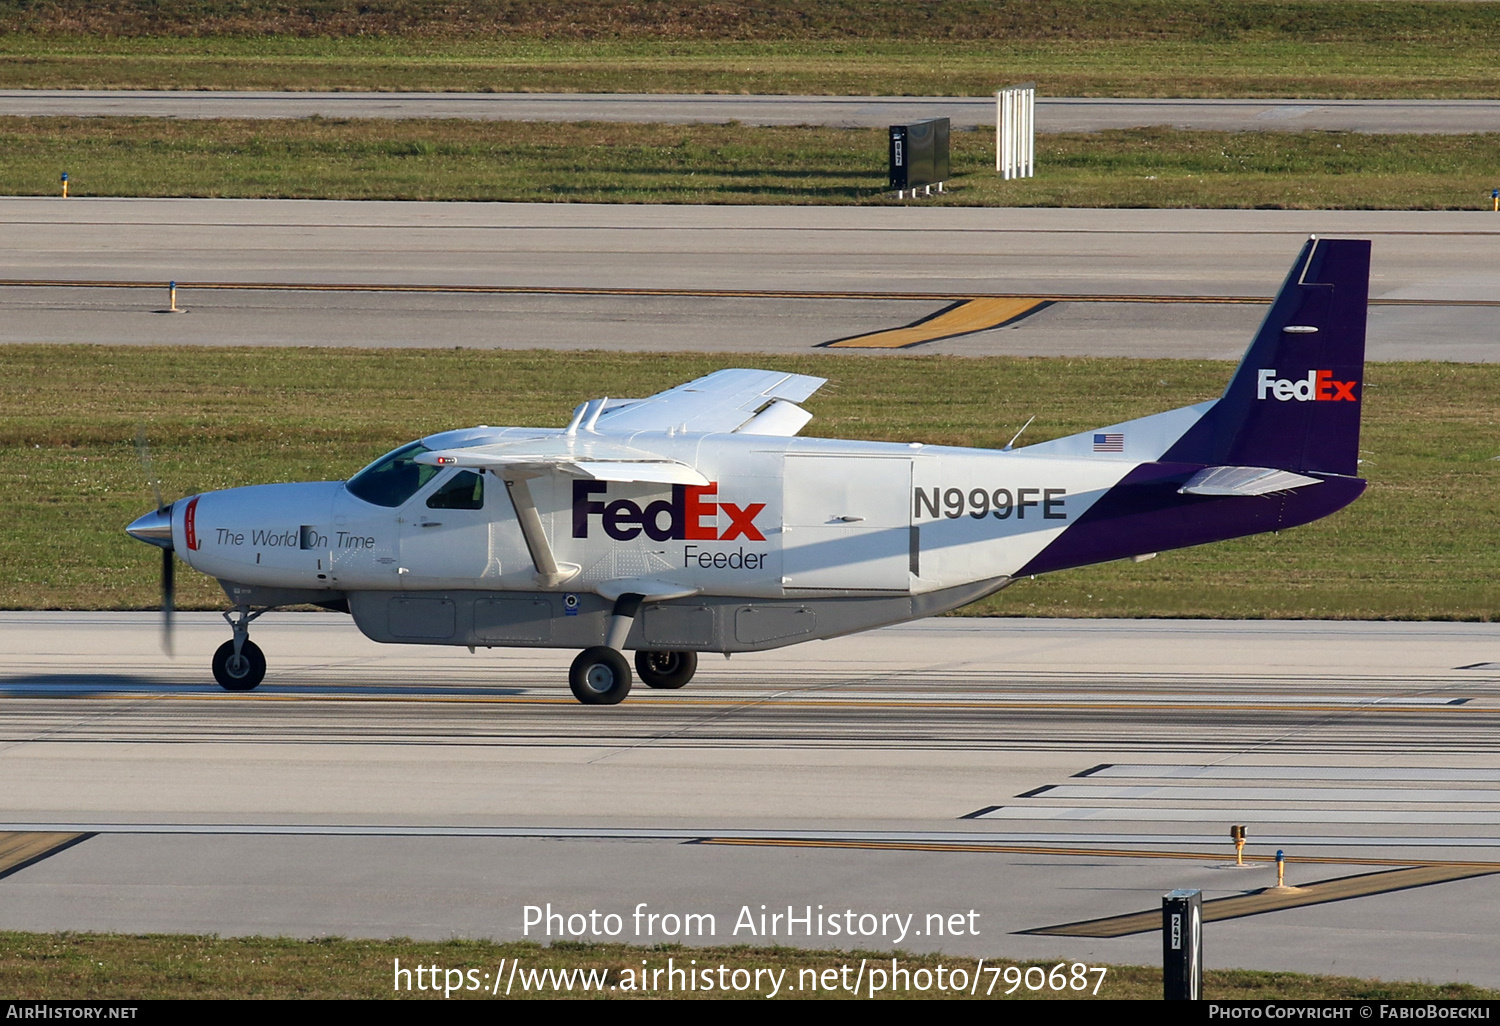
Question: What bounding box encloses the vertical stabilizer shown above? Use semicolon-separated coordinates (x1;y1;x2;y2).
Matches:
1162;237;1369;476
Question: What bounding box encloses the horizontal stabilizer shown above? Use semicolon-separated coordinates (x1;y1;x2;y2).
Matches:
1178;466;1323;497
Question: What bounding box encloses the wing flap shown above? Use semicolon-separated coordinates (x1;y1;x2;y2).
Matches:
593;368;827;435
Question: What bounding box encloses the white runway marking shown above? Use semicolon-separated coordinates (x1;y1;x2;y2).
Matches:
1035;784;1500;803
1086;764;1500;782
980;807;1500;825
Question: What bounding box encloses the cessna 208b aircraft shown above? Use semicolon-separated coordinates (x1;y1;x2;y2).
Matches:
126;238;1370;704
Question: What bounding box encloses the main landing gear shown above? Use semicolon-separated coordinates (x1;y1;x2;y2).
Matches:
636;650;697;690
569;646;632;705
567;648;699;705
212;605;267;691
566;593;698;705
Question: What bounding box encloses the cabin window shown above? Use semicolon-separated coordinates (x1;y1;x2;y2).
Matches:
426;470;484;510
345;441;440;508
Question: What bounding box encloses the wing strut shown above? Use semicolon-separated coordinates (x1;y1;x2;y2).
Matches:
501;475;580;588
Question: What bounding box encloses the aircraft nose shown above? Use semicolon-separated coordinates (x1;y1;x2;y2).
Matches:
126;505;174;549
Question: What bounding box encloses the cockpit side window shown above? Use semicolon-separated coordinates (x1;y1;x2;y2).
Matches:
426;470;484;510
345;441;440;508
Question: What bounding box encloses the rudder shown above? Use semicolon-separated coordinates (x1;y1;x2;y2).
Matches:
1163;237;1369;477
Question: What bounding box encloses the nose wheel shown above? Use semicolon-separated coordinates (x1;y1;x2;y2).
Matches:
214;604;268;692
212;639;266;691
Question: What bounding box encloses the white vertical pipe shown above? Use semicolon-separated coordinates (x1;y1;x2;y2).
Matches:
995;90;1003;173
1024;86;1035;177
999;85;1036;180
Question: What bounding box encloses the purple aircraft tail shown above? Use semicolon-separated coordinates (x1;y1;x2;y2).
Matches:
1015;238;1369;578
1162;237;1369;477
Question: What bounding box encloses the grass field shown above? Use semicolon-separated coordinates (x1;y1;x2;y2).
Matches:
5;345;1497;619
1;1;1499;96
8;117;1500;209
3;932;1496;1000
6;38;1500;98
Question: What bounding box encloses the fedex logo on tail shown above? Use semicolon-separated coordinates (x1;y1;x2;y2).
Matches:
1256;369;1358;403
573;481;766;542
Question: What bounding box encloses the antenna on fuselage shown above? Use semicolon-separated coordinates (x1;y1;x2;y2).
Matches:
583;397;608;433
1003;415;1036;452
564;403;588;436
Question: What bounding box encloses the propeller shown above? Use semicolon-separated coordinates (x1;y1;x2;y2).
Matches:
134;428;176;657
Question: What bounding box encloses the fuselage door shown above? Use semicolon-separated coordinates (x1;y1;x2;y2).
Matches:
782;456;912;592
398;469;498;588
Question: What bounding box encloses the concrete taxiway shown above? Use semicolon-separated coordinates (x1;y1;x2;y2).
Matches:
5;91;1500;134
2;613;1498;985
2;200;1497;359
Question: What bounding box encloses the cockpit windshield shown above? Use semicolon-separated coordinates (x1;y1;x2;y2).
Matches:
345;440;440;508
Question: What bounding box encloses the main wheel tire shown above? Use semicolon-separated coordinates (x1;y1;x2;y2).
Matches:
212;639;266;692
635;650;697;690
569;646;632;705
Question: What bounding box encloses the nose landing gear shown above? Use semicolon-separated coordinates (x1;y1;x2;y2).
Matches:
213;605;268;691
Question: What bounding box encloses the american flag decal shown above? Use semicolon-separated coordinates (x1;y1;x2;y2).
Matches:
1093;433;1125;452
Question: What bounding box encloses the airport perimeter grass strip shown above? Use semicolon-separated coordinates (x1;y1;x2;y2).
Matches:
3;2;1500;97
7;1;1498;43
6;118;1500;209
2;933;1496;1000
3;346;1497;620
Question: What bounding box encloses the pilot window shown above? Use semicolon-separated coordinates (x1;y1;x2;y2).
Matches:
345;441;441;508
426;470;484;510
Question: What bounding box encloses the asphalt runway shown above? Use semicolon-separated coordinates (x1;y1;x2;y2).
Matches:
5;91;1500;133
2;613;1498;985
3;199;1497;359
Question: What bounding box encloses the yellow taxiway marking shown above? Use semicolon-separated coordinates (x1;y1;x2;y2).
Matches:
824;297;1050;349
0;831;93;881
1024;864;1500;937
0;278;1494;307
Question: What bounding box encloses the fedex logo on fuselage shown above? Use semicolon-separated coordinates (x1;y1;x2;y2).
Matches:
572;481;766;542
1256;369;1358;402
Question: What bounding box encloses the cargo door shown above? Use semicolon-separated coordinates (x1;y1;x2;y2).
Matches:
782;456;911;591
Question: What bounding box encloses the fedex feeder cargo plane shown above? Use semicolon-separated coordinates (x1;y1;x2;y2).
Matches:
126;238;1370;704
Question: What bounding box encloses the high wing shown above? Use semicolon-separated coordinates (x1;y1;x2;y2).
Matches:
592;368;826;436
415;435;708;485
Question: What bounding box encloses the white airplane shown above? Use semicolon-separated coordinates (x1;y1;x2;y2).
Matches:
127;238;1369;704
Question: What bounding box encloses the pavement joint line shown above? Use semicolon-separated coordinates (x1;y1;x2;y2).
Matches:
8;822;1500;864
3;220;1499;238
0;691;1490;713
1020;864;1500;938
4;826;1499;850
696;839;1500;869
0;278;1493;307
